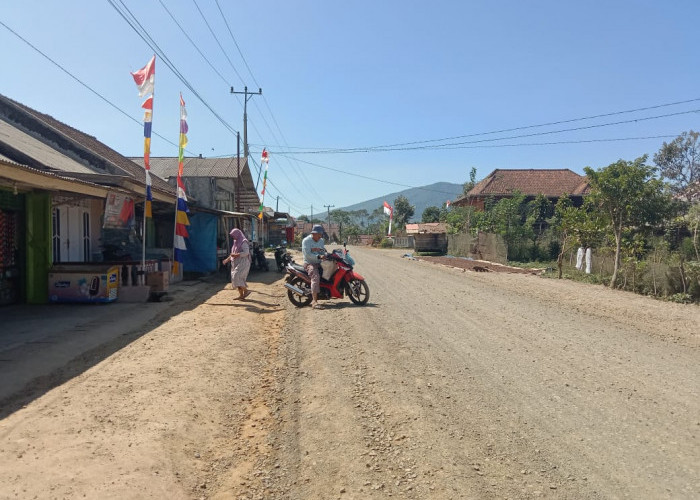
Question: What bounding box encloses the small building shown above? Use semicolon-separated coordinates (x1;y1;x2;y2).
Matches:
453;168;590;210
0;93;177;304
131;155;260;240
297;222;341;242
406;223;447;253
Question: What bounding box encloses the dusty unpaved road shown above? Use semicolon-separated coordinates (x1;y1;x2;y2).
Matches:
1;246;698;499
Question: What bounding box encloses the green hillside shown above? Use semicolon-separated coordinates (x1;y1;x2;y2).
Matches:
339;182;463;222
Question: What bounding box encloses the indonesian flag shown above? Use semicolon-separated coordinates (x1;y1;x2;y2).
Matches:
446;200;451;208
258;149;269;220
383;201;393;217
131;55;155;97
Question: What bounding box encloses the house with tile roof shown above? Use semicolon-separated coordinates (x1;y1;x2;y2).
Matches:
452;169;590;210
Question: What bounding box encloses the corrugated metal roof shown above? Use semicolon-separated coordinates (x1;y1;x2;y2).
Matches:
0;94;174;195
0;118;95;173
129;155;261;210
137;156;249;179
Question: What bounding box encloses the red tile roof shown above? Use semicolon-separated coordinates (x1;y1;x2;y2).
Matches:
468;169;590;198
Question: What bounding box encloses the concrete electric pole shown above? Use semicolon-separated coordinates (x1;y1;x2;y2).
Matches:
230;86;262;190
324;204;334;238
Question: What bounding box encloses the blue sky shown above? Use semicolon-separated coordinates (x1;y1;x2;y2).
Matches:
2;1;699;216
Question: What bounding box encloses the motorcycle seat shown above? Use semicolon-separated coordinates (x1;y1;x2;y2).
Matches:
291;262;306;273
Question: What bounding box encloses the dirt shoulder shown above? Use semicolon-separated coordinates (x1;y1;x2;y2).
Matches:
0;273;287;499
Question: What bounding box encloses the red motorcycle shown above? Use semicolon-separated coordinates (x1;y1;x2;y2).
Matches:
284;245;370;307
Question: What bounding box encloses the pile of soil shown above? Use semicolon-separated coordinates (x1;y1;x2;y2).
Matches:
415;255;543;275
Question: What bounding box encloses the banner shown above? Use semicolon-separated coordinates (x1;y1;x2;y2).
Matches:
103;192;135;229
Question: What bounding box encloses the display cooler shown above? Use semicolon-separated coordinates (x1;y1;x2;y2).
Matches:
48;264;119;303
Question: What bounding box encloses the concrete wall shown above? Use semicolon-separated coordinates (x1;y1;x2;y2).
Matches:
447;232;507;264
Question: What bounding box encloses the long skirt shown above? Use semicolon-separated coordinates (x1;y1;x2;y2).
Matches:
231;256;250;288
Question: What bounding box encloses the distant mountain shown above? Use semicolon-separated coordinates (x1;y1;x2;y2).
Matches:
339;182;463;222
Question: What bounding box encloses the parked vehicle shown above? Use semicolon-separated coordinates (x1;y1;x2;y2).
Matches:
284;244;369;307
274;244;293;272
251;241;269;271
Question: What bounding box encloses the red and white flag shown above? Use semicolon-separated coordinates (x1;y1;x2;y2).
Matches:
383;201;393;217
131;55;155;97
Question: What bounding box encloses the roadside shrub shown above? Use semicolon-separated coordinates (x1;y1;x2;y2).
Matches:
668;293;693;304
379;238;394;248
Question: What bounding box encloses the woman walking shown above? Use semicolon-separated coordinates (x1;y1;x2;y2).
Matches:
222;228;251;300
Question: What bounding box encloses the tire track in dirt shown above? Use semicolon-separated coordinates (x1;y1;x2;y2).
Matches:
270;247;699;499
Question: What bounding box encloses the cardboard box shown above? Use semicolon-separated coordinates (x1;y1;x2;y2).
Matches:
48;265;119;303
146;271;169;292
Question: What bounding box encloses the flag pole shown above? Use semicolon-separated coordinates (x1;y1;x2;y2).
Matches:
172;94;190;277
141;88;151;284
172;94;182;277
130;54;156;285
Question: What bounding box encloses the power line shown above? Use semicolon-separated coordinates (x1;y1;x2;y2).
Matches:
212;0;322;200
274;154;458;196
263;98;700;154
107;0;239;137
0;18;191;154
156;0;230;87
267;109;700;154
188;0;320;204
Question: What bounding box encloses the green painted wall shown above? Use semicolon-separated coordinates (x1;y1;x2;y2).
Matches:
25;192;51;304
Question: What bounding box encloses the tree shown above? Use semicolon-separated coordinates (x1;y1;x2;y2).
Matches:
330;209;353;242
653;130;700;198
444;206;474;234
550;197;605;278
422;206;441;223
462;167;478;195
584;156;671;287
392;195;415;229
688;202;700;260
526;194;553;259
353;209;369;228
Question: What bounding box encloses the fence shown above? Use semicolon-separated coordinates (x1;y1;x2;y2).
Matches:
447;233;508;264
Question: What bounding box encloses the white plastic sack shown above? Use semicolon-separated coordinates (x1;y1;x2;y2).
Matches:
321;260;336;280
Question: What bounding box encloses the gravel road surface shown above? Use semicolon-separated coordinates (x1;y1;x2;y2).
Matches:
1;246;698;499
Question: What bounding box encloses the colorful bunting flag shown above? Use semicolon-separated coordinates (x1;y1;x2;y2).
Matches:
131;55;155;219
173;94;191;275
258;149;269;220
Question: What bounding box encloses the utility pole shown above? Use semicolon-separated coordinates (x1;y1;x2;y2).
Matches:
276;196;279;212
310;205;313;223
324;204;334;238
235;132;241;211
230;86;262;187
230;86;261;160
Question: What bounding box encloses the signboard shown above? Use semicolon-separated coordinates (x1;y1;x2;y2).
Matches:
103;193;134;229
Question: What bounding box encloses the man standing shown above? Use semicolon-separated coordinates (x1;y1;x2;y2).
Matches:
302;224;326;309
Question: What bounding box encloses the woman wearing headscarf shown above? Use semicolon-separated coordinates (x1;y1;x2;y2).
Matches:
222;228;251;300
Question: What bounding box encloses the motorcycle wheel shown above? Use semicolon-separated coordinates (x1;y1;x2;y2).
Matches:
287;277;313;307
347;279;370;305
